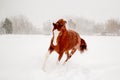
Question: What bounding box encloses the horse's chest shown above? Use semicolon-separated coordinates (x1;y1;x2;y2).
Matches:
52;34;67;52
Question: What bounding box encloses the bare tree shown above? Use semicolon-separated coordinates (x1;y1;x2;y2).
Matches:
94;23;105;35
105;19;120;35
2;18;13;34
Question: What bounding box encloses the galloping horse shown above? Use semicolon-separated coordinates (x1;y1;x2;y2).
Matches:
43;19;87;70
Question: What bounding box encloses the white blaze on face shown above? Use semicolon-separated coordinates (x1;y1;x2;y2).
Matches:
53;29;60;45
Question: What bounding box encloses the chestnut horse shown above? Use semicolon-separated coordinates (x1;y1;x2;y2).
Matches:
43;19;87;70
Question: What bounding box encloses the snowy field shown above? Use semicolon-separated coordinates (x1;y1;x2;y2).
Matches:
0;35;120;80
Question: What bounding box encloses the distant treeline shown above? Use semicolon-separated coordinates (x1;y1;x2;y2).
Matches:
0;15;120;36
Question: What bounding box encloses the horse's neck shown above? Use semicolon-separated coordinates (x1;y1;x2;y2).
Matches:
59;28;68;39
61;26;67;34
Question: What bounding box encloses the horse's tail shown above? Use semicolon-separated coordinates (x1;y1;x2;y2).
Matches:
80;38;87;53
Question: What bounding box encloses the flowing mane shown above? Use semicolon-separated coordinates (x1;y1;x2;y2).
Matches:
43;19;87;71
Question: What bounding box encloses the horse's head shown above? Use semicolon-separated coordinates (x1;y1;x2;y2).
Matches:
52;19;67;31
52;19;67;46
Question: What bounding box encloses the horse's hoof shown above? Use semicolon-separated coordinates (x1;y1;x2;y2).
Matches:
42;67;46;72
56;61;60;65
63;63;66;65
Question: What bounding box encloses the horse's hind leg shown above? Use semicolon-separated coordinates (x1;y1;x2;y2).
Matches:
64;48;77;64
70;48;76;57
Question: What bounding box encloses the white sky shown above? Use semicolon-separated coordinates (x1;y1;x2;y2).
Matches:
0;0;120;25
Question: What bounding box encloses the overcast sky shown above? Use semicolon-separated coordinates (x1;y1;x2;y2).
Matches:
0;0;120;25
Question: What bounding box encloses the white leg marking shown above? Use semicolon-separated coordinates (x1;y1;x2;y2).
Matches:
53;30;60;45
42;50;50;71
56;60;60;65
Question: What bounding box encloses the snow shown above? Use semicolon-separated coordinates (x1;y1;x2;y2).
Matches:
0;35;120;80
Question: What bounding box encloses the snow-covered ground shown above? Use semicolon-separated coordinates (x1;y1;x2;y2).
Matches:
0;35;120;80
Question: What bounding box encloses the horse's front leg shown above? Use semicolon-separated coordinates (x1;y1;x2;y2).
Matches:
57;52;64;64
42;45;54;71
